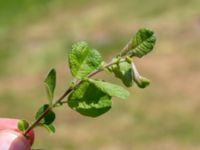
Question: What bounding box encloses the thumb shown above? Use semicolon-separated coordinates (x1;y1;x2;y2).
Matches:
0;130;31;150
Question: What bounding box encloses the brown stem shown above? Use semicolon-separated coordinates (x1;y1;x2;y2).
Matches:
24;107;50;135
24;88;72;136
24;58;125;136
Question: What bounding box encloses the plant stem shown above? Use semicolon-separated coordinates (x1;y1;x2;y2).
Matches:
24;58;125;136
24;88;73;136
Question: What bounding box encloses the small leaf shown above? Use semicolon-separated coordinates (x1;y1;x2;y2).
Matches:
134;76;150;89
44;69;56;105
17;120;29;132
132;62;150;88
41;124;56;134
121;28;156;58
110;62;133;87
68;42;102;79
138;77;150;88
68;81;112;117
35;104;56;125
88;79;129;100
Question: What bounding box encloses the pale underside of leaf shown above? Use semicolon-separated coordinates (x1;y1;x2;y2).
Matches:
131;62;150;88
111;62;133;87
44;69;56;104
42;124;56;134
88;79;129;100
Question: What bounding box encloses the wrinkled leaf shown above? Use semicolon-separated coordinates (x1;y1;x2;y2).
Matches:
88;79;129;100
110;62;133;87
121;28;156;58
44;69;56;104
17;120;29;132
35;104;56;125
68;42;102;79
68;81;112;117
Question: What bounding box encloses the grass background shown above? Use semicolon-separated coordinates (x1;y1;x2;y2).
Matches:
0;0;200;149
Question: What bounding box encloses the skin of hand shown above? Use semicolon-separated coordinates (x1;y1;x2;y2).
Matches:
0;118;35;150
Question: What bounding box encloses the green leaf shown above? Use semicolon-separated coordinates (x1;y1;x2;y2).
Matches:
68;42;102;79
68;81;112;117
41;124;56;134
17;120;29;132
131;62;150;88
44;69;56;105
35;104;56;125
110;62;133;87
88;79;129;100
121;28;156;58
134;76;150;89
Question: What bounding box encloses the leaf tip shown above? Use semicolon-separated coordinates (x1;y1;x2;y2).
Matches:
137;77;150;89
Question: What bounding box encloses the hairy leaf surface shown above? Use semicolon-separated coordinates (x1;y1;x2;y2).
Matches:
68;42;102;79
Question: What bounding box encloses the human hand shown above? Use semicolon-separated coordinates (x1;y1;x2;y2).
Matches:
0;118;34;150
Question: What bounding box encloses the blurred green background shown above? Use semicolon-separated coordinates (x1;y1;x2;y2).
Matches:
0;0;200;149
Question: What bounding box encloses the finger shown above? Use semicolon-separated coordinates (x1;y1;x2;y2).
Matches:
0;118;35;146
0;118;19;130
0;130;31;150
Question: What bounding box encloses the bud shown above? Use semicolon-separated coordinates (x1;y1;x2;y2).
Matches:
17;120;29;132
